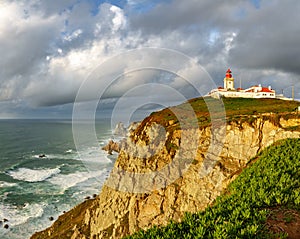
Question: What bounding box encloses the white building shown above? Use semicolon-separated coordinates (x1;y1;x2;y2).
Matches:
209;69;276;99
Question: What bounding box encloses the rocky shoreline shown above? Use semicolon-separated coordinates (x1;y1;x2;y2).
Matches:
30;111;300;239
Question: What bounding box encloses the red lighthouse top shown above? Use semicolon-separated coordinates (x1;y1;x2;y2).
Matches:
225;68;232;78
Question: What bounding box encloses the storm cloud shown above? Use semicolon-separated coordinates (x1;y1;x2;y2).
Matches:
0;0;299;118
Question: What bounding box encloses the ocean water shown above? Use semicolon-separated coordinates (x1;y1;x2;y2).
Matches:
0;119;116;239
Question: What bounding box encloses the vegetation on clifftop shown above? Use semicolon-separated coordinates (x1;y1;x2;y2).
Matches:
125;138;300;239
134;98;300;136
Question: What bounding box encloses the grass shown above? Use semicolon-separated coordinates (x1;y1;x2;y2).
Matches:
124;138;300;239
134;97;300;135
132;97;300;153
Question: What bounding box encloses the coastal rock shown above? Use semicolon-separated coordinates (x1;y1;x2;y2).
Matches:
280;117;300;128
114;122;127;137
102;140;120;155
31;115;300;239
127;122;139;134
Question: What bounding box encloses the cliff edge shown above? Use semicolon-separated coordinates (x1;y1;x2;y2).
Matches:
31;98;300;239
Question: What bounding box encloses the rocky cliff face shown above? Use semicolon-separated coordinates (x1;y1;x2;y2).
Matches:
31;114;300;239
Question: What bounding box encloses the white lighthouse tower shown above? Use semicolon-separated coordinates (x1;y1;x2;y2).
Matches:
224;68;235;90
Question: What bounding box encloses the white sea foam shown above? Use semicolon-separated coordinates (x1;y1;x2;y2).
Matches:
7;167;61;182
32;146;112;164
33;154;47;159
99;141;105;146
76;146;112;163
48;169;106;191
0;203;44;227
0;181;17;188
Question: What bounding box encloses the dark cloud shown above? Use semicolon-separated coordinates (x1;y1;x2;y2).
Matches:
0;2;64;101
229;1;300;75
30;0;79;16
0;0;299;118
129;0;246;33
128;0;300;91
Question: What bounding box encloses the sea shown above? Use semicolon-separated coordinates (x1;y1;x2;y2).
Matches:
0;119;117;239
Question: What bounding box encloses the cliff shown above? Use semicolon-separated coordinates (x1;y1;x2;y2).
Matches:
31;98;300;239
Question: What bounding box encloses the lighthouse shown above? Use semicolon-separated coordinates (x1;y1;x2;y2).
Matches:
208;68;280;99
224;68;235;90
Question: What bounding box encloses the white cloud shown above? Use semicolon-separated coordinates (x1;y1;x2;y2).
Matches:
110;6;127;32
0;0;299;118
0;1;64;101
63;29;83;42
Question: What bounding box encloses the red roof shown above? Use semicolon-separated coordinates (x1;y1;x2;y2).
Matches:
261;87;274;93
245;86;274;93
246;85;274;93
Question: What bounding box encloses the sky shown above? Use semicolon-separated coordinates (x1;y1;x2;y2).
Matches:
0;0;299;119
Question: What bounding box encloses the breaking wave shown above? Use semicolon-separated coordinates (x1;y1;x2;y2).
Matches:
7;167;61;182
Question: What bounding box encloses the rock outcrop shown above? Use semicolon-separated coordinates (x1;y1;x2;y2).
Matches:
102;140;120;155
102;122;141;155
31;113;300;239
114;122;127;137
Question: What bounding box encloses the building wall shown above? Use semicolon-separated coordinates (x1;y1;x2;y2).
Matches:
209;91;276;99
224;77;235;90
